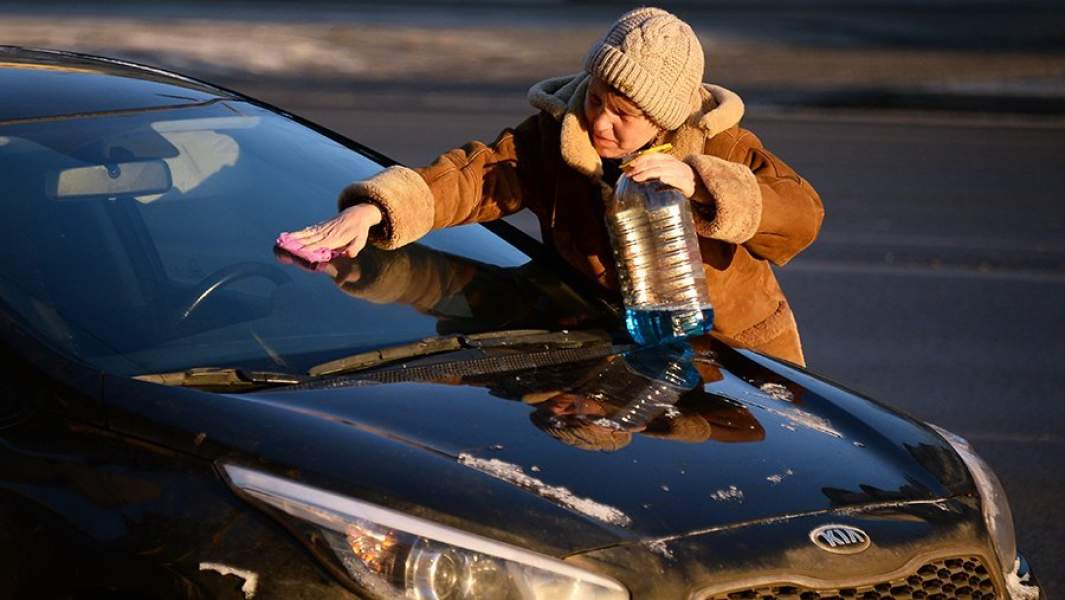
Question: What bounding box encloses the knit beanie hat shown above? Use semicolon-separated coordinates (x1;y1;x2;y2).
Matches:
583;7;705;131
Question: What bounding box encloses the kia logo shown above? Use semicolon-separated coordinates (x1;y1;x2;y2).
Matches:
809;525;871;554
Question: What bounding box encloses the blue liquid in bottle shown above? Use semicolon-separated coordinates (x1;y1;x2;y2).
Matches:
625;306;715;346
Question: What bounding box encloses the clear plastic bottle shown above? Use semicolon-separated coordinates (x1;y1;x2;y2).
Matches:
606;174;714;345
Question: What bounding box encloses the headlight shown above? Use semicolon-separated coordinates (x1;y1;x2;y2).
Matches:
222;464;629;600
928;424;1017;574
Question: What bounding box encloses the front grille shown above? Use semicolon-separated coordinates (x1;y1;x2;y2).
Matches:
706;556;998;600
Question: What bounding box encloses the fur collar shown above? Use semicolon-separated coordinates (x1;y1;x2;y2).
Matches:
527;73;745;178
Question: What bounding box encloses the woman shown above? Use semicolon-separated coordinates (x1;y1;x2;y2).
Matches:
288;7;824;365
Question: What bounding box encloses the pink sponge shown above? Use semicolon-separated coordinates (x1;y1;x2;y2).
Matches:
275;232;341;264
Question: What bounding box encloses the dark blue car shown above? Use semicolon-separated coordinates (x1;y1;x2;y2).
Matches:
0;46;1042;600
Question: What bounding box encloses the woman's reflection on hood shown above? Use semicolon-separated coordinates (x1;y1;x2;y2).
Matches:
276;244;766;452
276;242;607;333
523;343;765;452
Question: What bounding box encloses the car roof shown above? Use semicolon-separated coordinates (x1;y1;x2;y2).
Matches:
0;46;235;124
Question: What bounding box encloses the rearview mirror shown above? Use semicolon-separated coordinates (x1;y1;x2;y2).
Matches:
49;159;172;200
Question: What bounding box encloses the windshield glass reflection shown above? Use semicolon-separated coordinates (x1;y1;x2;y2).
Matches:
0;101;611;376
277;243;611;337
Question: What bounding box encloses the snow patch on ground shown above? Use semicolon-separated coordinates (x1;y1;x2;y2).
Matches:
710;485;744;503
457;454;631;527
199;563;258;599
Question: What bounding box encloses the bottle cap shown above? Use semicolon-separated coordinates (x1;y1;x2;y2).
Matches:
620;144;673;170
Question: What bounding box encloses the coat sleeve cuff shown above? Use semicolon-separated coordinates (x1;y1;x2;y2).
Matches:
684;155;763;244
337;165;434;250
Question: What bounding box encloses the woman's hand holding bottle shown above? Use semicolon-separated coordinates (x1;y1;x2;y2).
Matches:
623;152;696;198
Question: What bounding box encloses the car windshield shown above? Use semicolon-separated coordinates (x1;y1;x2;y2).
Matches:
0;100;614;377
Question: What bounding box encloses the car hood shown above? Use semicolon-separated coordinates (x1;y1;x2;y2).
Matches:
104;339;972;555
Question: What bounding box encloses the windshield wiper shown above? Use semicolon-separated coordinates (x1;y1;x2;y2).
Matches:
134;367;309;391
134;330;618;390
308;329;617;378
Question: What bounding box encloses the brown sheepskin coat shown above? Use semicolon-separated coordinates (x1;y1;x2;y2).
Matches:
339;74;824;366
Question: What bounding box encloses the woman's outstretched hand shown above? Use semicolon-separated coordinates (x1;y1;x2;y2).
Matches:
288;203;384;259
624;153;697;198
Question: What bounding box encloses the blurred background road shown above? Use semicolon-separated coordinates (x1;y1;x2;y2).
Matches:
2;0;1062;593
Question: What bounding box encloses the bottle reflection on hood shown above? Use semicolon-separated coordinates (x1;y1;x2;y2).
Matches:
527;342;697;452
524;342;765;452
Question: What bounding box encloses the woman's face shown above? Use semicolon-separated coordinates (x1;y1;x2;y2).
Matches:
583;77;661;159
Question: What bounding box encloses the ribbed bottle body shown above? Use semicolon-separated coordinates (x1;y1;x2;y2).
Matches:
606;176;714;345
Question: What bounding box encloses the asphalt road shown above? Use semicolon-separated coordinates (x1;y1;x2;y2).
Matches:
272;94;1065;593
